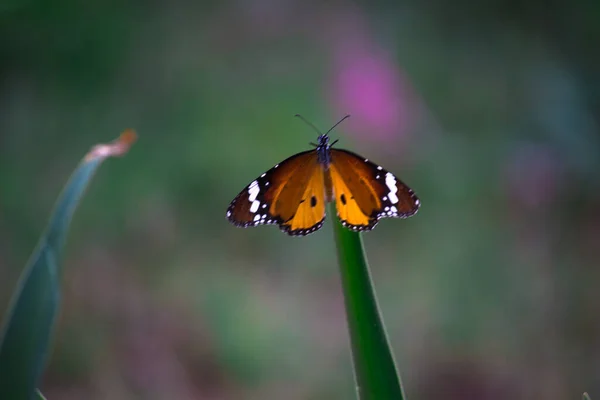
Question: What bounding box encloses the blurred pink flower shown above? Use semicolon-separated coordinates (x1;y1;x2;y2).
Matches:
330;52;414;142
324;10;417;144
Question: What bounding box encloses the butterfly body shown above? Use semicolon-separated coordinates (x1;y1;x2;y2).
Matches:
226;120;420;236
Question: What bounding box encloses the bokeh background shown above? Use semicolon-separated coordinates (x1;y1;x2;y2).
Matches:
1;1;600;399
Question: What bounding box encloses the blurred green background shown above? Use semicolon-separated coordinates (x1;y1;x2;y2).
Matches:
1;1;600;399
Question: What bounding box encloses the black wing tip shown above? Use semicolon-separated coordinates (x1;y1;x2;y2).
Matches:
226;214;281;228
225;205;236;223
376;191;421;220
226;203;281;228
374;206;420;221
403;194;421;218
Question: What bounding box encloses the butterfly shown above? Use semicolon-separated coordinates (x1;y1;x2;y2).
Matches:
226;115;420;236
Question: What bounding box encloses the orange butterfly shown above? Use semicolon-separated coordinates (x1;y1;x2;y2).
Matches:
226;115;420;236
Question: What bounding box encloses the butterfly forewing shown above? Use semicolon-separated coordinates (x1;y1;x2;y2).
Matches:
226;150;326;236
329;149;420;231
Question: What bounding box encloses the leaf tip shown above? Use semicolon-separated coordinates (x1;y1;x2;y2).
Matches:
118;128;138;147
85;129;138;161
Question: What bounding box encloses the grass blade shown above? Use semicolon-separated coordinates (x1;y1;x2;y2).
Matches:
0;130;137;399
329;203;405;399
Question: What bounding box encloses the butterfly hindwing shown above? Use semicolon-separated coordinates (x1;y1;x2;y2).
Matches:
329;149;420;231
226;150;326;236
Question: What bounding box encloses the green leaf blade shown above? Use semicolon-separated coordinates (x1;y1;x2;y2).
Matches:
0;130;137;399
329;203;405;399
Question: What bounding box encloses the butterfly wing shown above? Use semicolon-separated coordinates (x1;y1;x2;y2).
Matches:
226;150;327;236
329;149;420;231
275;159;327;236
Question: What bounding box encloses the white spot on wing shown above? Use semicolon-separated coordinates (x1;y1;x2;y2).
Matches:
385;172;399;204
248;180;261;213
248;181;259;201
253;214;261;222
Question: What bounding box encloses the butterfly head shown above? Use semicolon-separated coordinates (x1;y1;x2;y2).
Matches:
296;114;349;147
315;133;337;148
316;133;329;146
314;133;336;168
297;115;347;168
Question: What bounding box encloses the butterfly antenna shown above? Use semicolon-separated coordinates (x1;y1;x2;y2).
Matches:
324;114;351;136
294;114;323;135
